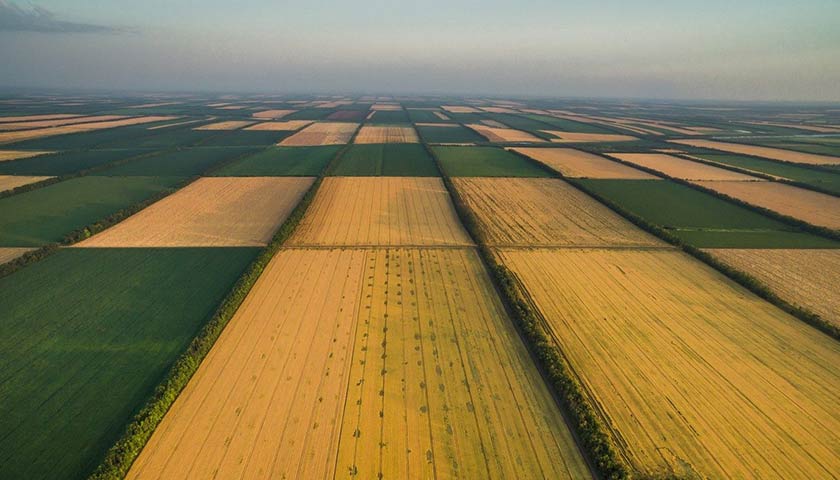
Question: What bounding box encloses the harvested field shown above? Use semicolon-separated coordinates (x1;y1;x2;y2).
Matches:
75;177;313;247
0;150;52;162
512;147;657;179
434;111;450;120
0;116;176;145
466;124;545;143
691;153;840;195
127;247;588;480
370;103;402;110
244;120;312;131
480;106;519;113
0;247;34;264
454;177;661;246
497;247;840;479
354;125;419;144
442;105;481;113
194;120;255;130
542;131;638;143
0;175;53;191
694;180;840;229
609;153;761;181
252;109;296;119
290;177;472;246
279;122;359;146
705;248;840;327
671;139;840;166
0;115;126;131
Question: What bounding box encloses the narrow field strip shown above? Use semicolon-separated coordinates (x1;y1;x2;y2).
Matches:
465;124;545;143
0;174;53;192
608;152;762;181
511;148;657;179
0;116;177;145
671;139;840;166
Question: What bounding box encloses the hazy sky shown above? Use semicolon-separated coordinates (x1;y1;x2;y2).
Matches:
1;0;839;101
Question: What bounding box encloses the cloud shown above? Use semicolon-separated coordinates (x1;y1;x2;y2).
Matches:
0;1;131;34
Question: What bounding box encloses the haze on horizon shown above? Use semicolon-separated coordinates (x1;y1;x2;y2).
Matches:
1;0;839;102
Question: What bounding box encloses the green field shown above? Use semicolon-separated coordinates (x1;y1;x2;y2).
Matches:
285;108;335;120
0;149;154;176
726;137;840;157
432;145;551;177
367;109;410;124
0;176;182;246
199;130;291;147
211;145;339;176
0;247;259;480
4;121;175;150
331;144;439;176
576;179;839;248
96;146;258;176
482;114;556;139
693;153;840;195
522;114;616;134
106;127;218;149
417;124;485;144
406;109;449;123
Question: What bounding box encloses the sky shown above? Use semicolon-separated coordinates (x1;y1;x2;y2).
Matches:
1;0;839;101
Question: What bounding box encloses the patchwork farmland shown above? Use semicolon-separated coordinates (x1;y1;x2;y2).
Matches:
1;94;839;480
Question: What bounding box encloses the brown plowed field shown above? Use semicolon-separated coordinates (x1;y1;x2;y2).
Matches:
512;148;657;179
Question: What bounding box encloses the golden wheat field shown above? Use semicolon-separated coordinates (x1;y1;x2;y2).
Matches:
465;124;545;143
441;105;481;113
496;247;840;479
0;175;53;191
280;122;359;146
194;120;255;130
540;131;638;143
511;147;658;179
671;139;840;166
252;109;296;119
705;248;840;327
608;153;761;181
75;177;313;247
290;177;473;246
354;125;419;144
127;247;588;480
0;150;52;162
694;180;840;229
0;115;126;131
244;120;313;131
0;116;176;144
0;247;35;265
452;177;661;247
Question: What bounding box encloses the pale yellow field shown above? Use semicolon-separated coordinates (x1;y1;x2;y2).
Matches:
466;124;545;143
671;139;840;166
279;122;359;146
0;116;176;145
0;150;52;162
290;177;473;246
609;153;761;181
354;125;419;144
441;105;481;113
452;177;661;247
0;115;126;131
496;247;840;479
0;175;53;191
705;248;840;327
540;131;638;143
252;109;296;119
127;247;589;480
194;120;255;130
694;180;840;229
433;111;450;120
0;113;81;123
370;103;402;110
0;247;35;265
479;106;519;113
75;177;313;247
244;120;313;131
512;148;658;179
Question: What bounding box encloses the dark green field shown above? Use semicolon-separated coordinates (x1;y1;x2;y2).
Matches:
406;109;449;123
96;146;258;176
331;144;439;176
0;247;259;480
482;114;556;139
576;179;839;248
212;146;339;176
522;114;616;134
0;176;182;246
417;124;485;144
432;146;551;177
199;130;291;147
285;108;335;120
727;137;840;157
106;126;219;149
367;110;410;124
693;153;840;195
0;149;154;176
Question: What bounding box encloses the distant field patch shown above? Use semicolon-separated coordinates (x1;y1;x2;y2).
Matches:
194;120;255;130
0;113;81;123
441;105;481;113
0;116;177;145
0;115;127;131
465;124;545;143
76;177;312;247
0;150;52;162
433;145;551;177
212;145;339;176
542;131;639;143
0;149;153;176
671;139;840;166
512;147;657;179
251;109;295;119
244;120;312;131
290;177;472;246
331;144;438;176
690;153;840;195
0;175;52;191
354;125;419;144
609;153;761;181
97;146;257;176
417;124;484;144
326;110;366;121
279;122;358;146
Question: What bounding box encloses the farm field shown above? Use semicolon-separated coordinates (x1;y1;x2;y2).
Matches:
279;122;358;146
705;248;840;327
331;144;438;176
211;145;340;176
465;123;546;143
0;148;155;176
354;124;419;143
0;247;259;480
495;247;840;479
694;180;840;230
512;147;658;179
0;150;51;162
244;120;313;131
575;179;839;247
688;152;840;194
0;247;34;264
671;139;840;166
416;124;485;144
95;146;258;176
0;116;176;145
0;175;182;246
0;174;52;191
453;177;660;247
432;145;551;177
290;177;472;246
75;177;313;247
608;152;761;181
542;131;638;143
127;247;589;480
